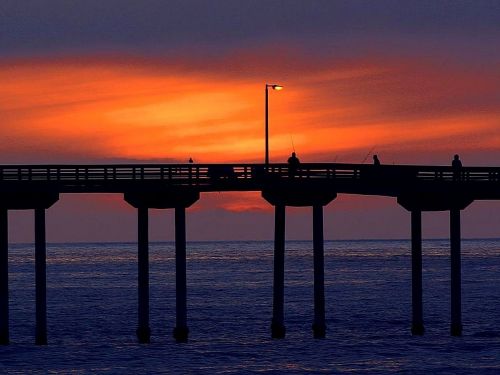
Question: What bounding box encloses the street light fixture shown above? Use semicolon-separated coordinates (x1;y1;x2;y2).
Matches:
265;83;283;166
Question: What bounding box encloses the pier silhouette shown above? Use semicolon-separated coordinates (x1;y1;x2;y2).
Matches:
1;161;497;344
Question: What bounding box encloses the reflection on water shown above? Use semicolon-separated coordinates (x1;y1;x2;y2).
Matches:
2;240;500;373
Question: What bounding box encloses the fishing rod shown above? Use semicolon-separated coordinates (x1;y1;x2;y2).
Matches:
361;145;377;164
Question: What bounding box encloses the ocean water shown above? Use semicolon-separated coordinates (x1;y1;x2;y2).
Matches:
1;239;499;374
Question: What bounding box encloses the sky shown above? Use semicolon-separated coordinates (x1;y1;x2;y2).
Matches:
1;1;500;242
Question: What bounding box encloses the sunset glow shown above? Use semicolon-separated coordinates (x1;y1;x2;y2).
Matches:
2;54;498;166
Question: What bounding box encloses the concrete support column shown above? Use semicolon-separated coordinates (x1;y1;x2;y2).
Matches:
410;210;424;335
271;204;286;338
35;208;47;345
173;206;189;343
312;204;326;338
450;208;462;336
136;207;151;343
0;209;8;345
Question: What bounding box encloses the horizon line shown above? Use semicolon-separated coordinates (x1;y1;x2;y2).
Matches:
7;237;500;247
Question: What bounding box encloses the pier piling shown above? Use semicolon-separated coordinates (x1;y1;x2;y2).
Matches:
312;205;326;338
173;206;189;343
124;191;198;343
0;209;8;345
35;208;48;345
411;209;424;335
263;188;335;339
271;204;286;339
136;207;151;343
450;208;462;336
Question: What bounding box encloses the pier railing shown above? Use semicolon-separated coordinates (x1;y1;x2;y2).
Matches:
1;163;500;185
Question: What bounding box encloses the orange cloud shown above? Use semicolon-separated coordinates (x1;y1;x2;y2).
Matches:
0;52;498;169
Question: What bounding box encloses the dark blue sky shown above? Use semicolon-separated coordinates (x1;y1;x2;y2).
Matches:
2;1;499;57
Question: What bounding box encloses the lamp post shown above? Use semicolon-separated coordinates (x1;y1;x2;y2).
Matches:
265;83;283;166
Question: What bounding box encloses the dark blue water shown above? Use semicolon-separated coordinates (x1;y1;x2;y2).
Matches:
1;240;499;373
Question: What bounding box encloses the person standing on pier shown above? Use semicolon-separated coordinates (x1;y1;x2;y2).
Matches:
373;155;381;166
288;152;300;178
188;157;194;181
452;154;462;181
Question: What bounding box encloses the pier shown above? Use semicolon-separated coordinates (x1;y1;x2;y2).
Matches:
1;162;498;344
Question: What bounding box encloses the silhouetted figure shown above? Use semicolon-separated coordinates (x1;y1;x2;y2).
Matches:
288;152;300;178
452;154;462;181
452;154;462;169
187;157;194;180
288;152;300;165
373;154;381;166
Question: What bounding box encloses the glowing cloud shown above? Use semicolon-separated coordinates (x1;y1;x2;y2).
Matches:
1;52;498;168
